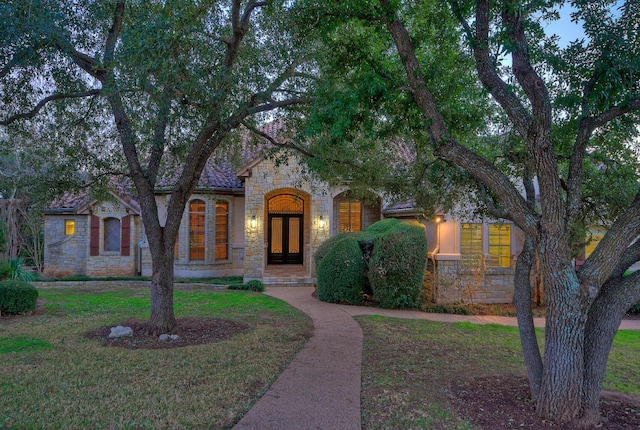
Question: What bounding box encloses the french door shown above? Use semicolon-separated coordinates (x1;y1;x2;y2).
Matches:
268;214;303;264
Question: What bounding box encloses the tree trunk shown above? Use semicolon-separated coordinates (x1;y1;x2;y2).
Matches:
149;247;176;332
537;253;588;423
513;236;543;400
580;273;640;426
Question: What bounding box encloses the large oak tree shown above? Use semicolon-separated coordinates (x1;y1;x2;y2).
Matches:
297;0;640;425
1;0;313;331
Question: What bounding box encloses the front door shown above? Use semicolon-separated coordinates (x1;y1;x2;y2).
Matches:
268;214;303;264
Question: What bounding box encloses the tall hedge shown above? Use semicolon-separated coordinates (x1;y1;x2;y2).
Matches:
316;236;367;304
368;221;427;309
0;280;39;315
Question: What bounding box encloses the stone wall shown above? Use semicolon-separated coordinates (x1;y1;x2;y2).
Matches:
434;257;515;304
243;154;331;282
140;193;244;278
44;215;88;276
85;201;140;277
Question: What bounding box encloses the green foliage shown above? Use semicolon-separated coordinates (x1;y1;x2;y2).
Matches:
1;258;36;282
363;218;401;235
229;280;265;292
313;231;354;269
368;221;427;309
629;302;640;315
0;280;38;315
421;304;473;315
317;236;367;304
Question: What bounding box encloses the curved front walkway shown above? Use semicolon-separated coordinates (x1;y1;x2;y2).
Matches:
234;286;640;429
234;287;363;430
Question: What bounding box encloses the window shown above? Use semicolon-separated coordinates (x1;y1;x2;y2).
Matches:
189;199;205;260
215;200;229;260
461;223;483;262
65;220;75;235
338;200;362;232
488;224;511;268
103;217;121;252
585;227;606;258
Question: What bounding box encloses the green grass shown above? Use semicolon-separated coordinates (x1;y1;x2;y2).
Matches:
0;284;311;429
358;315;640;429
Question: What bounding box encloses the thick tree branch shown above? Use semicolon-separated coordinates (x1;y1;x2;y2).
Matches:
436;138;539;235
580;190;640;289
471;0;532;139
246;97;314;115
1;89;101;126
103;0;125;65
378;0;447;143
146;88;173;187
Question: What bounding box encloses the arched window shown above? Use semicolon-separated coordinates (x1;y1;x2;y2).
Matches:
338;199;362;232
189;199;205;260
103;217;121;252
215;200;229;260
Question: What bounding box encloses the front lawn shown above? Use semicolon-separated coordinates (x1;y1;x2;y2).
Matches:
359;316;640;429
0;284;311;429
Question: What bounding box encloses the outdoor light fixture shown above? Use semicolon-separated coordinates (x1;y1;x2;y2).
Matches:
434;214;445;223
318;215;326;229
250;215;257;229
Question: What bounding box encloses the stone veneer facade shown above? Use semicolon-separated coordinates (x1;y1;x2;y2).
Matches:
139;193;245;278
241;154;331;282
44;199;141;277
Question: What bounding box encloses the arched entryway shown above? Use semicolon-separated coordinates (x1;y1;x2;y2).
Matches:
266;192;306;265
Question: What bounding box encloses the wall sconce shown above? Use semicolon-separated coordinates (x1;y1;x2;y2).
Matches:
250;215;257;229
318;215;326;229
434;214;445;223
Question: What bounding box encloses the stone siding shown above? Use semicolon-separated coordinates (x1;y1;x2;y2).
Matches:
434;258;515;304
44;215;89;276
140;193;244;278
243;154;331;282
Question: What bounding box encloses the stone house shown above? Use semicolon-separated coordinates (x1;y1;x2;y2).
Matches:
44;151;523;303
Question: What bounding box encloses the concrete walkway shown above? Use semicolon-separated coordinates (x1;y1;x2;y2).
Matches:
234;287;363;430
234;286;640;429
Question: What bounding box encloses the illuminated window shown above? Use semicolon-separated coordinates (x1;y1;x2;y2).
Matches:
585;227;606;258
461;223;483;262
103;217;121;252
215;200;229;260
65;220;75;235
488;224;511;268
189;199;205;261
338;200;362;232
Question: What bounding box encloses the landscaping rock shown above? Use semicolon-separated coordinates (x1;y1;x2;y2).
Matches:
159;334;180;341
109;326;133;338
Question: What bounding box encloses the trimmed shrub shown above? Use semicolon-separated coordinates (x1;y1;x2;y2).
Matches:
0;280;38;315
244;280;265;292
317;236;367;304
314;232;354;269
368;221;427;309
363;218;401;235
228;280;265;292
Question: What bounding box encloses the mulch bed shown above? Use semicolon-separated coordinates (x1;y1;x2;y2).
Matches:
451;374;640;429
84;317;250;349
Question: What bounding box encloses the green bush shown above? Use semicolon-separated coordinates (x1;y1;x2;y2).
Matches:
317;236;367;304
368;221;427;309
629;302;640;315
244;280;265;292
313;232;354;269
228;280;265;292
1;258;36;282
0;280;39;315
363;218;401;234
